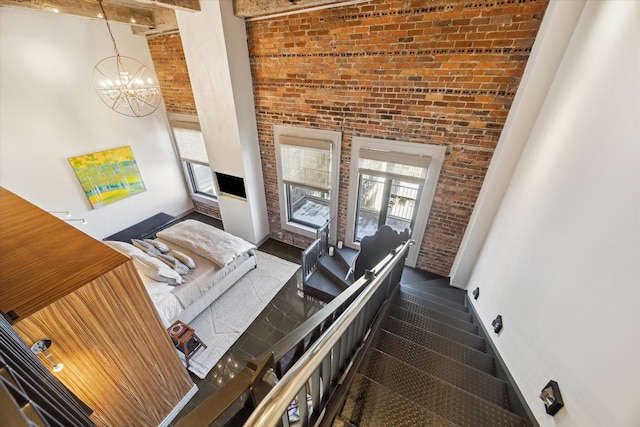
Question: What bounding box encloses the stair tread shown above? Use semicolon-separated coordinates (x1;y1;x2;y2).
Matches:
332;416;357;427
394;298;477;334
400;286;469;311
303;270;345;302
359;349;526;427
400;267;446;286
397;294;472;324
318;255;352;287
339;374;457;427
383;317;496;375
373;330;509;407
335;246;358;267
402;276;455;289
390;306;486;351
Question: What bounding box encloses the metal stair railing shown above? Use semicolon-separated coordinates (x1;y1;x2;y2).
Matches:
175;234;410;427
245;239;412;426
301;219;331;285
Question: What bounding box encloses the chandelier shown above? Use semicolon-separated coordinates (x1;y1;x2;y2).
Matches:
92;0;161;117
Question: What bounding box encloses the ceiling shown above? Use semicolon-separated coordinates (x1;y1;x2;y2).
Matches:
0;0;201;35
0;0;370;35
0;0;368;35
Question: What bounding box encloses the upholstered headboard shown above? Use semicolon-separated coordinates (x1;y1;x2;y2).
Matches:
103;212;175;242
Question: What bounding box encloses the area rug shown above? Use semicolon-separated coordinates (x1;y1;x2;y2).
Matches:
176;251;299;379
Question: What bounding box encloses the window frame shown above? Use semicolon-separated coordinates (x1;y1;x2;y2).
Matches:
273;125;341;241
168;114;218;206
184;162;216;200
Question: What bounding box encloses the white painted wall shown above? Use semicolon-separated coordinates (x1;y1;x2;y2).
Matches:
449;0;586;287
0;7;192;239
466;1;640;425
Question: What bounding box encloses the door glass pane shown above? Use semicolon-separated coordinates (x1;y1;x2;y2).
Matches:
355;174;385;241
287;185;329;228
355;175;420;242
386;180;420;234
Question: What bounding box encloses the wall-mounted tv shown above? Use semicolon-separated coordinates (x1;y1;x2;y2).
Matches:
215;172;246;199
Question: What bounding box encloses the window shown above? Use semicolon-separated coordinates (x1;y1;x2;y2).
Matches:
274;126;341;240
170;120;216;202
345;137;445;267
287;185;329;228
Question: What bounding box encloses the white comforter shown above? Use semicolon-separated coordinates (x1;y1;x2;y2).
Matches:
156;219;256;267
140;245;252;326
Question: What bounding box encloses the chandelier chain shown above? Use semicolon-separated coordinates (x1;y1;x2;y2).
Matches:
97;0;120;57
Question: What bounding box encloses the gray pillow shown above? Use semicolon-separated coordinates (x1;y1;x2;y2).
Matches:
158;254;191;276
171;250;196;269
144;238;170;253
131;253;184;285
131;239;161;256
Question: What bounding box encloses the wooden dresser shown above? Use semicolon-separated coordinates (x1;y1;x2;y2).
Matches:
0;187;194;426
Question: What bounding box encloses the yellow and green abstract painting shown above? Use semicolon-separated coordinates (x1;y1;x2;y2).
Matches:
69;146;146;209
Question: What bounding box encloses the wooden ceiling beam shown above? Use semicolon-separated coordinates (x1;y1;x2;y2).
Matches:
132;0;199;12
132;8;179;36
0;0;156;28
233;0;362;19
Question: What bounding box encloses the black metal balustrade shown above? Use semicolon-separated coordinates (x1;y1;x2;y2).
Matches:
175;237;412;427
301;219;331;285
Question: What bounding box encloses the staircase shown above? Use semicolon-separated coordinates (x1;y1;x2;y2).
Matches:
332;276;530;427
304;246;358;302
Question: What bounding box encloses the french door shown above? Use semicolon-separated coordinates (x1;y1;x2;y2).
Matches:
345;137;446;267
354;173;422;242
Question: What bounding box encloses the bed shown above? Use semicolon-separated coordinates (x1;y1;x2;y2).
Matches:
104;218;258;327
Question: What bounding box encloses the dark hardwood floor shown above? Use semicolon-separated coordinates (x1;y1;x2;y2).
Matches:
169;212;444;426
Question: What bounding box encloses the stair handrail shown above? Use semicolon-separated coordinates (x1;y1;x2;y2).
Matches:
244;238;413;426
175;231;409;426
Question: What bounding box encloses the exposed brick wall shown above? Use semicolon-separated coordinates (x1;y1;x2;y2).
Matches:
147;0;548;275
247;0;548;275
146;33;197;116
192;200;222;221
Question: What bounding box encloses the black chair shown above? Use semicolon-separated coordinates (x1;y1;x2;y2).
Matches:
352;225;411;281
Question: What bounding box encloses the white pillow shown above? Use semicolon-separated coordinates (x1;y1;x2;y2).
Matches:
131;253;184;286
104;241;146;258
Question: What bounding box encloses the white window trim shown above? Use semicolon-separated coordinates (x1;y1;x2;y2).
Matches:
345;136;445;267
167;113;218;207
273;125;341;241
